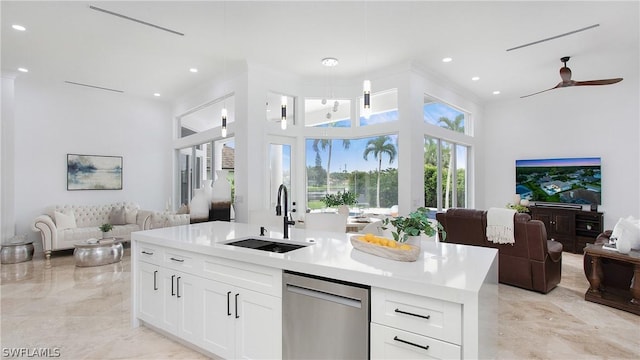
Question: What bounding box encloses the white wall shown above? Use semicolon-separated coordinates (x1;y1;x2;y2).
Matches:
481;76;640;229
13;77;173;249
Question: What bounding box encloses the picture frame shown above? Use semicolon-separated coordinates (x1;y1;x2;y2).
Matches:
67;154;122;190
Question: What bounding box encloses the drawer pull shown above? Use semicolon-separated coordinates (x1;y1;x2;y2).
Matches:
170;257;185;263
153;270;158;291
141;251;154;255
227;291;232;316
176;277;181;298
393;336;430;351
171;275;176;296
395;308;430;320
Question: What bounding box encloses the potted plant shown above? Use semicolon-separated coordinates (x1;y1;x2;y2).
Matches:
506;203;530;213
382;207;445;244
99;223;113;239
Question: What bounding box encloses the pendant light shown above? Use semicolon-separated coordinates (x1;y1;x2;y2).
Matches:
362;2;372;120
221;107;228;137
281;96;287;130
220;1;228;138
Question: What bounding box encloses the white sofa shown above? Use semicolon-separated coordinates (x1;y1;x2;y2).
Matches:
32;202;153;258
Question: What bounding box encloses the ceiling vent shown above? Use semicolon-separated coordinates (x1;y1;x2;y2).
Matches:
64;81;124;93
506;24;599;51
89;5;184;36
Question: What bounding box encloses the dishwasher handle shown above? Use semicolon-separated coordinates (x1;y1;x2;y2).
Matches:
285;283;362;309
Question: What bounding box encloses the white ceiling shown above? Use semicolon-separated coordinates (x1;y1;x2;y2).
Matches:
2;1;638;103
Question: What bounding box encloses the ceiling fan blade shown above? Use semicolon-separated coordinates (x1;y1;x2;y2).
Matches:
574;78;623;86
520;83;561;98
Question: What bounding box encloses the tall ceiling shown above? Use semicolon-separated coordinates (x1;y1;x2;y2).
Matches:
2;1;638;103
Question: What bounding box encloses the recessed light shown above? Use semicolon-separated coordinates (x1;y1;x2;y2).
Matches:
17;67;29;73
189;68;198;73
153;93;161;97
442;57;453;63
492;90;501;95
321;57;339;67
12;24;26;31
471;76;480;81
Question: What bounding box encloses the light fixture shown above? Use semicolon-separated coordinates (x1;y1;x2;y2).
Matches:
471;76;480;81
153;93;161;97
493;90;501;95
321;57;339;67
281;96;287;130
362;80;371;119
12;24;26;31
189;68;198;73
442;57;453;63
17;67;29;73
221;107;228;137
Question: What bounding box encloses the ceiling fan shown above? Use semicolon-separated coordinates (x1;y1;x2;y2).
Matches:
521;56;623;98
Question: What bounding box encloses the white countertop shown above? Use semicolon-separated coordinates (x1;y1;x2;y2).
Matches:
133;221;498;303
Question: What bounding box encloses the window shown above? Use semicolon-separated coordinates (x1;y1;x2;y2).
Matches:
179;95;234;138
423;95;466;135
424;136;468;211
269;142;292;209
304;98;351;127
359;89;398;126
306;134;398;213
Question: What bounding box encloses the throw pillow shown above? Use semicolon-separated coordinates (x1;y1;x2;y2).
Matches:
176;204;190;215
55;210;77;230
612;217;640;250
125;208;138;224
109;206;126;225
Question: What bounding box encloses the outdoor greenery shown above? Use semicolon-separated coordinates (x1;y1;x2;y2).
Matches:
322;190;357;207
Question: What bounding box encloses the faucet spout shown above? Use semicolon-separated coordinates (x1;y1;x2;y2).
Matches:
276;184;295;238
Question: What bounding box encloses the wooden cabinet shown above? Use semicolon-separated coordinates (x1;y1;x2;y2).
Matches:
529;206;603;253
370;288;462;360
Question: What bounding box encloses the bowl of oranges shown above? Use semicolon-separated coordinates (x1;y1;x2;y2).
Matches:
350;233;420;262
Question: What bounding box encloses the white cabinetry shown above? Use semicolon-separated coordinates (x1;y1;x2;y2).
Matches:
370;288;462;360
136;241;282;359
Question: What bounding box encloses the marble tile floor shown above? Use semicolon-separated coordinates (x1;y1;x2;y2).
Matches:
1;249;639;359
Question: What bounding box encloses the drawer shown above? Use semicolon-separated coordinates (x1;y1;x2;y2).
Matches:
371;287;461;345
202;256;282;297
163;248;202;274
137;243;162;265
370;323;461;360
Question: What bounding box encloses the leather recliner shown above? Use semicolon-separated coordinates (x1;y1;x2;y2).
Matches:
436;208;563;294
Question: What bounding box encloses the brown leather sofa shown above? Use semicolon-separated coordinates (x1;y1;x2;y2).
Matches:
583;230;634;292
436;208;563;294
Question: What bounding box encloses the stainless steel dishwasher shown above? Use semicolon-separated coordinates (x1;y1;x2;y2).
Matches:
283;271;370;359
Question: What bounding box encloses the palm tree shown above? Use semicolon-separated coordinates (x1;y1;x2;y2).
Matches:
313;138;351;194
363;136;397;207
438;114;464;208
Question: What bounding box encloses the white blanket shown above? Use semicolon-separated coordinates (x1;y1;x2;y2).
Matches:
486;208;516;244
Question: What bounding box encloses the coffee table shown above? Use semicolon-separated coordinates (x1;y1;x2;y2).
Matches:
74;238;124;267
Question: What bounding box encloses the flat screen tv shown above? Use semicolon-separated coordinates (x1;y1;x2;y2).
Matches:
516;157;601;206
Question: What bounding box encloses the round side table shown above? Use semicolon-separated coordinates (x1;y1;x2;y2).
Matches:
74;238;124;267
0;241;35;264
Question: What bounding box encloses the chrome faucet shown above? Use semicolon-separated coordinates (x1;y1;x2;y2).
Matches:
276;184;295;239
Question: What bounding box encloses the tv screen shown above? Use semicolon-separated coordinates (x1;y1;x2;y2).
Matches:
516;157;601;205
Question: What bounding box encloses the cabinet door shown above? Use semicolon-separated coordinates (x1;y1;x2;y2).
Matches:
235;288;282;360
160;270;179;333
176;273;204;344
553;212;575;236
138;261;162;327
531;212;552;234
201;280;235;359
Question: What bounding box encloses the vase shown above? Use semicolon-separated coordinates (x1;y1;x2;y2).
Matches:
201;179;213;207
190;188;209;223
405;235;422;249
210;170;232;221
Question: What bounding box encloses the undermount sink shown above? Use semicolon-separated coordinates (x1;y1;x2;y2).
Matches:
224;237;310;253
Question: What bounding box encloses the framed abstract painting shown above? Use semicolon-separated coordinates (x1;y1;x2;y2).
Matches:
67;154;123;190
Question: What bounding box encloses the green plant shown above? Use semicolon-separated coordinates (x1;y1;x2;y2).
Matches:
322;190;357;207
99;223;113;233
382;207;445;243
506;203;530;213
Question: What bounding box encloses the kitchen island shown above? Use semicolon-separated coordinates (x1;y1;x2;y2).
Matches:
131;221;498;359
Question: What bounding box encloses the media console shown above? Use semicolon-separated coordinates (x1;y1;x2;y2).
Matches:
529;205;603;253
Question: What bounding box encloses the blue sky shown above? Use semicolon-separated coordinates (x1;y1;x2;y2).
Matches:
305;135;399;173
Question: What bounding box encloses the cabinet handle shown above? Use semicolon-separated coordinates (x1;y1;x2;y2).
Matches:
170;257;185;263
171;275;175;296
235;293;239;319
227;291;232;316
176;277;181;298
393;336;430;351
153;270;158;291
394;308;430;320
141;251;153;255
